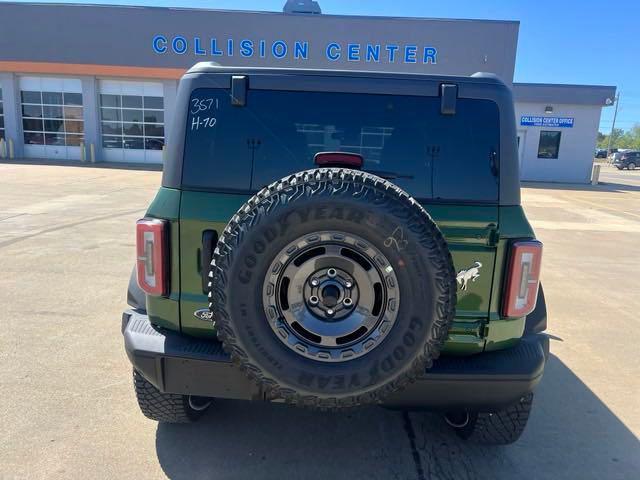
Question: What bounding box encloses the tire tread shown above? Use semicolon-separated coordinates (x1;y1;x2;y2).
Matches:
457;393;534;445
209;168;457;409
132;369;198;423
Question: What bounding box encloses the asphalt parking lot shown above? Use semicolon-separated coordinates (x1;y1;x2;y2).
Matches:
1;162;639;480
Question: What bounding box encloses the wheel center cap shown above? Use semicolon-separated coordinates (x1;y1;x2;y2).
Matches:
321;284;341;307
305;267;358;320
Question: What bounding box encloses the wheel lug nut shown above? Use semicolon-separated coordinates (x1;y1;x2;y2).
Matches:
343;297;353;306
310;278;319;286
327;268;337;278
345;281;352;288
309;295;319;305
327;309;335;316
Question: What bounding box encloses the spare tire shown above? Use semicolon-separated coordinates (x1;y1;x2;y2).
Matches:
209;168;456;408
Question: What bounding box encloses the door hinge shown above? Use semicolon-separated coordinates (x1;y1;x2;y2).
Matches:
487;224;499;247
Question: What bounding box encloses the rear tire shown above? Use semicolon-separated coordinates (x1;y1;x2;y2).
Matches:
628;163;636;170
445;393;534;445
133;369;212;423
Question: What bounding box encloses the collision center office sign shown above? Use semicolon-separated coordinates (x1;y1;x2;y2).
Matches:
520;116;574;128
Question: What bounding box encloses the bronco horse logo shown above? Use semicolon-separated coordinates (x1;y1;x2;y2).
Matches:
456;261;482;291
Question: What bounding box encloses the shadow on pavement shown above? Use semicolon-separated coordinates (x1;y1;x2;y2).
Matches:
522;180;640;194
155;354;639;480
0;158;162;171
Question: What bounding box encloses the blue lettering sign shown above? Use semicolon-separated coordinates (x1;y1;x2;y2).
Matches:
424;47;437;64
152;35;167;54
172;36;187;55
347;44;361;61
404;45;417;63
210;38;223;56
194;37;206;56
386;45;399;63
152;35;440;66
326;42;341;61
520;116;574;128
240;39;254;57
366;44;381;63
272;40;287;58
294;41;309;60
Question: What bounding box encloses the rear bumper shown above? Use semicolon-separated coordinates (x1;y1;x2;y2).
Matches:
122;309;549;411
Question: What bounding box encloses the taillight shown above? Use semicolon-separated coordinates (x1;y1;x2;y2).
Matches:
502;240;543;318
136;218;168;296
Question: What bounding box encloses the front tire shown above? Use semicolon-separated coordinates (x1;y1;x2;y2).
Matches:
628;162;636;170
445;393;534;445
133;370;212;423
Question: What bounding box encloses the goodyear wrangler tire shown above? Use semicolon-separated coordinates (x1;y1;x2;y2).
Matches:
209;168;456;408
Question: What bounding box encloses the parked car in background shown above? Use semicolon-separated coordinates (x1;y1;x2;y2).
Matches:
610;149;630;163
613;150;640;170
595;149;607;158
608;148;619;160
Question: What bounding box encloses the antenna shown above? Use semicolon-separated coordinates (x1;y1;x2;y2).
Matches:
283;0;322;14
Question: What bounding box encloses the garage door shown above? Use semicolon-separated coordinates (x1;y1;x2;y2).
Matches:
20;76;84;161
98;80;164;164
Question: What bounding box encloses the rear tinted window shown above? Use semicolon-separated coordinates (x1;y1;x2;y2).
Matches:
183;89;499;202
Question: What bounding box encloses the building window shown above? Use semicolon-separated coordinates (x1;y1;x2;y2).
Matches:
0;88;5;141
537;131;561;159
100;94;164;151
21;89;84;147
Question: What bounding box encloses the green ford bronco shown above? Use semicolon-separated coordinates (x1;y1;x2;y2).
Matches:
123;63;548;445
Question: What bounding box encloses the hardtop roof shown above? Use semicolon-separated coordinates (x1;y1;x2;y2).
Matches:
186;62;509;88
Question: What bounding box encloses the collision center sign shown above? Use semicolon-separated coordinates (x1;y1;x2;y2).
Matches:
152;35;438;65
520;116;574;128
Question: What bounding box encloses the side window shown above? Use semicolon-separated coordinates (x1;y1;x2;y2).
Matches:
430;99;500;202
537;131;561;159
183;90;253;190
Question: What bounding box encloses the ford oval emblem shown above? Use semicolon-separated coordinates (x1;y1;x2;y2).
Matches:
194;308;214;322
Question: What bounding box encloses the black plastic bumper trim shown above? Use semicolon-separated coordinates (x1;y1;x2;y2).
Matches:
122;309;548;410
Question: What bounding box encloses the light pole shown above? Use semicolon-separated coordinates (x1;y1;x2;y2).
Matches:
606;92;620;159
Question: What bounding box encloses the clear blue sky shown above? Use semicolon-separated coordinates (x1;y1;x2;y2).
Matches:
6;0;640;134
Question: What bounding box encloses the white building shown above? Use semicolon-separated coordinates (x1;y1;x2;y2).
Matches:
514;84;615;183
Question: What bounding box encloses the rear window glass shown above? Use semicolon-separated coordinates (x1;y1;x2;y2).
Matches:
183;89;499;202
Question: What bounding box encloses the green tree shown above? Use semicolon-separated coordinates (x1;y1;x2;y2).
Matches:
598;128;626;149
624;124;640;150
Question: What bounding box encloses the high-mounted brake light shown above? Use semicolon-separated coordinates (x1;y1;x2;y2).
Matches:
136;218;168;296
502;240;543;318
314;151;364;169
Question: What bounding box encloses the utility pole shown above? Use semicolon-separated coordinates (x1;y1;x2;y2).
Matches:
606;92;620;157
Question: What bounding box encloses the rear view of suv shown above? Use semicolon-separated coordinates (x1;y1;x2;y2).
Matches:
614;150;639;170
122;64;548;445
